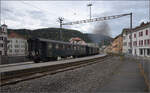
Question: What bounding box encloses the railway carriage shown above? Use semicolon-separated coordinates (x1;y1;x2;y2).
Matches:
27;38;99;63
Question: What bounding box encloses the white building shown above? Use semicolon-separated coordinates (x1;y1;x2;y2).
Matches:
7;32;28;56
0;24;28;56
122;22;150;57
0;24;8;55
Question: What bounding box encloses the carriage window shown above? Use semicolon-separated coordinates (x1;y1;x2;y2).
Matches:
68;45;71;50
63;45;65;49
76;46;78;50
48;43;52;49
59;44;63;49
66;45;68;50
80;47;82;51
55;44;59;49
78;46;80;50
74;46;76;50
71;45;73;50
79;46;80;50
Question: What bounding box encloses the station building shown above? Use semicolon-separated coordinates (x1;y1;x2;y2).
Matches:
122;22;150;57
0;24;8;55
0;24;28;56
7;32;28;56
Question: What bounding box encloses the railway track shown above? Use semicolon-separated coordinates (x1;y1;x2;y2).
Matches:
0;55;112;87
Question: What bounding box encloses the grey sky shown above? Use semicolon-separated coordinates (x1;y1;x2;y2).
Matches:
1;1;149;37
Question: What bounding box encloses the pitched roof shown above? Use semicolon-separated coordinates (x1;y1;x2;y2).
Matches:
122;21;150;34
70;37;82;41
8;32;26;39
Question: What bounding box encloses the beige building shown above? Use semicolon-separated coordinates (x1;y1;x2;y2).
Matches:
104;34;123;54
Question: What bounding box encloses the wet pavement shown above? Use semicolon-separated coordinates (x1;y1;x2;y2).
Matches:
97;58;147;92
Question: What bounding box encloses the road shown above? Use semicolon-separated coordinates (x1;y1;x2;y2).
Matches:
1;56;148;93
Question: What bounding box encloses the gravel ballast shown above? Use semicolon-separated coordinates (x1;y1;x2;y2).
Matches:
1;56;123;93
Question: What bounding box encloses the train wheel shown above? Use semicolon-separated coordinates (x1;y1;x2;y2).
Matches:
34;59;40;63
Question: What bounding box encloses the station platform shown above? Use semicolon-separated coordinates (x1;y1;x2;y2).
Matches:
0;54;106;73
98;58;148;92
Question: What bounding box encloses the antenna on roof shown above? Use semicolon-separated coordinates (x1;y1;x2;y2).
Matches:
4;20;6;24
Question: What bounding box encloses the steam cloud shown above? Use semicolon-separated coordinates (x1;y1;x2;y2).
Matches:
94;21;110;36
88;21;111;43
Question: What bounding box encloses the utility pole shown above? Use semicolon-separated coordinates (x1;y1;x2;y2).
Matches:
130;12;133;54
58;17;64;41
0;0;1;26
149;0;150;20
87;3;93;19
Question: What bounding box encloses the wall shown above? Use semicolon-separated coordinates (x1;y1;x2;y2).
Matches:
0;55;30;65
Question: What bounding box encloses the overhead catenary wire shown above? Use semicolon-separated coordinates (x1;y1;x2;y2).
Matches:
62;13;132;25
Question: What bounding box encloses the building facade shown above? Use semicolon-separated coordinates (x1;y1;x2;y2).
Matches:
0;24;28;56
69;37;86;45
7;33;28;56
0;24;8;55
104;34;123;54
122;22;150;57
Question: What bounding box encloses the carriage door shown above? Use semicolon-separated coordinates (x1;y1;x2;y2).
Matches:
41;42;47;57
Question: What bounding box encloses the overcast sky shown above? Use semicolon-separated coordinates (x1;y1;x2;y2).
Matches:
1;0;149;37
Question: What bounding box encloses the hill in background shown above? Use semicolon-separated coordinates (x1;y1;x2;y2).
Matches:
7;28;113;46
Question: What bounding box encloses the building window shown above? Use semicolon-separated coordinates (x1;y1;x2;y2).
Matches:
0;37;3;40
141;31;143;36
128;42;132;47
0;51;2;55
144;40;147;45
134;49;136;55
9;49;12;53
139;32;143;37
148;39;150;45
140;49;143;55
134;34;136;38
129;35;131;39
123;36;126;40
0;43;3;47
16;40;18;43
146;30;148;35
2;28;4;32
141;40;143;46
147;49;150;55
133;41;137;46
123;42;127;46
14;45;19;48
